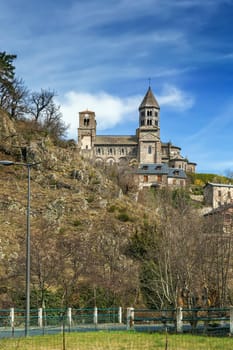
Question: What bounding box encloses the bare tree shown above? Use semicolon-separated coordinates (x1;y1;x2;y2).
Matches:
27;89;68;139
42;100;68;139
28;89;54;122
0;77;28;119
129;188;233;309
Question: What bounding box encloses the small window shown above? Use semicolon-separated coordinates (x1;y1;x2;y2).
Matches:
225;213;231;223
148;146;152;154
142;165;148;170
147;110;152;116
143;175;148;182
218;190;221;197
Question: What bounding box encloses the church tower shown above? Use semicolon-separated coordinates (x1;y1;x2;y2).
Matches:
137;86;162;164
78;110;96;150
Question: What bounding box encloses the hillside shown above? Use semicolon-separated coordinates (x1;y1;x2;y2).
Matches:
0;109;153;309
1;109;232;311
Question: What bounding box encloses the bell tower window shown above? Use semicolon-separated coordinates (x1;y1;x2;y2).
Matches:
147;110;152;116
84;117;89;126
84;113;90;126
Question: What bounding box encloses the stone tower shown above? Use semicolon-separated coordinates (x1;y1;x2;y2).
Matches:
78;110;96;150
137;86;162;163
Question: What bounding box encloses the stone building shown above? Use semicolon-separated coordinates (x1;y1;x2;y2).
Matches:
78;86;196;188
204;182;233;209
204;204;233;234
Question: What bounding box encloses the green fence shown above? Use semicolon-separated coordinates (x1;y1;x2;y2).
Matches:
0;306;232;338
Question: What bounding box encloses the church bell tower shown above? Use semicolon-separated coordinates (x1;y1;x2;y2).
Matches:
137;86;162;164
78;110;96;150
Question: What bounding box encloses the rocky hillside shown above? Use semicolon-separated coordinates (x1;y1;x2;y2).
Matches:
0;109;152;309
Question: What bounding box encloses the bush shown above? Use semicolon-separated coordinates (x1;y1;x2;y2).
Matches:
117;212;130;222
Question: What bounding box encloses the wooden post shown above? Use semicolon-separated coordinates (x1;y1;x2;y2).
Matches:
67;308;72;331
38;308;43;328
118;306;122;324
10;308;14;335
127;307;134;330
176;307;183;333
93;306;98;325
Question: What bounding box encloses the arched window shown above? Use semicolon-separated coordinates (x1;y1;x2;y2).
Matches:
84;117;89;126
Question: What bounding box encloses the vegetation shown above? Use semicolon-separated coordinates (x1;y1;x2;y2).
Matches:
0;51;68;141
188;172;232;186
128;188;233;309
0;49;233;313
0;331;233;350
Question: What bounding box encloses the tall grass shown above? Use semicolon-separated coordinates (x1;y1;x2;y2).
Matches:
0;331;232;349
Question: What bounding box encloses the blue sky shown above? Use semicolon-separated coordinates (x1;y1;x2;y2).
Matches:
1;0;233;175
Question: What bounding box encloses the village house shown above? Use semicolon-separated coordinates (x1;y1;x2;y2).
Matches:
204;182;233;209
204;203;233;235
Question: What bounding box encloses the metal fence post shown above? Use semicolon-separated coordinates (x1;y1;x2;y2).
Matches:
176;307;183;333
118;306;122;324
230;306;233;335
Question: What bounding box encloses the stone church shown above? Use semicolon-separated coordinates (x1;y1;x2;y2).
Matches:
77;86;196;188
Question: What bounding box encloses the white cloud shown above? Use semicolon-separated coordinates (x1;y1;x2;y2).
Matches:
158;84;195;110
58;85;194;139
58;91;141;139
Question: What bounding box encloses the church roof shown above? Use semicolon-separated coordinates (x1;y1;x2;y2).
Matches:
95;135;137;145
139;87;160;110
